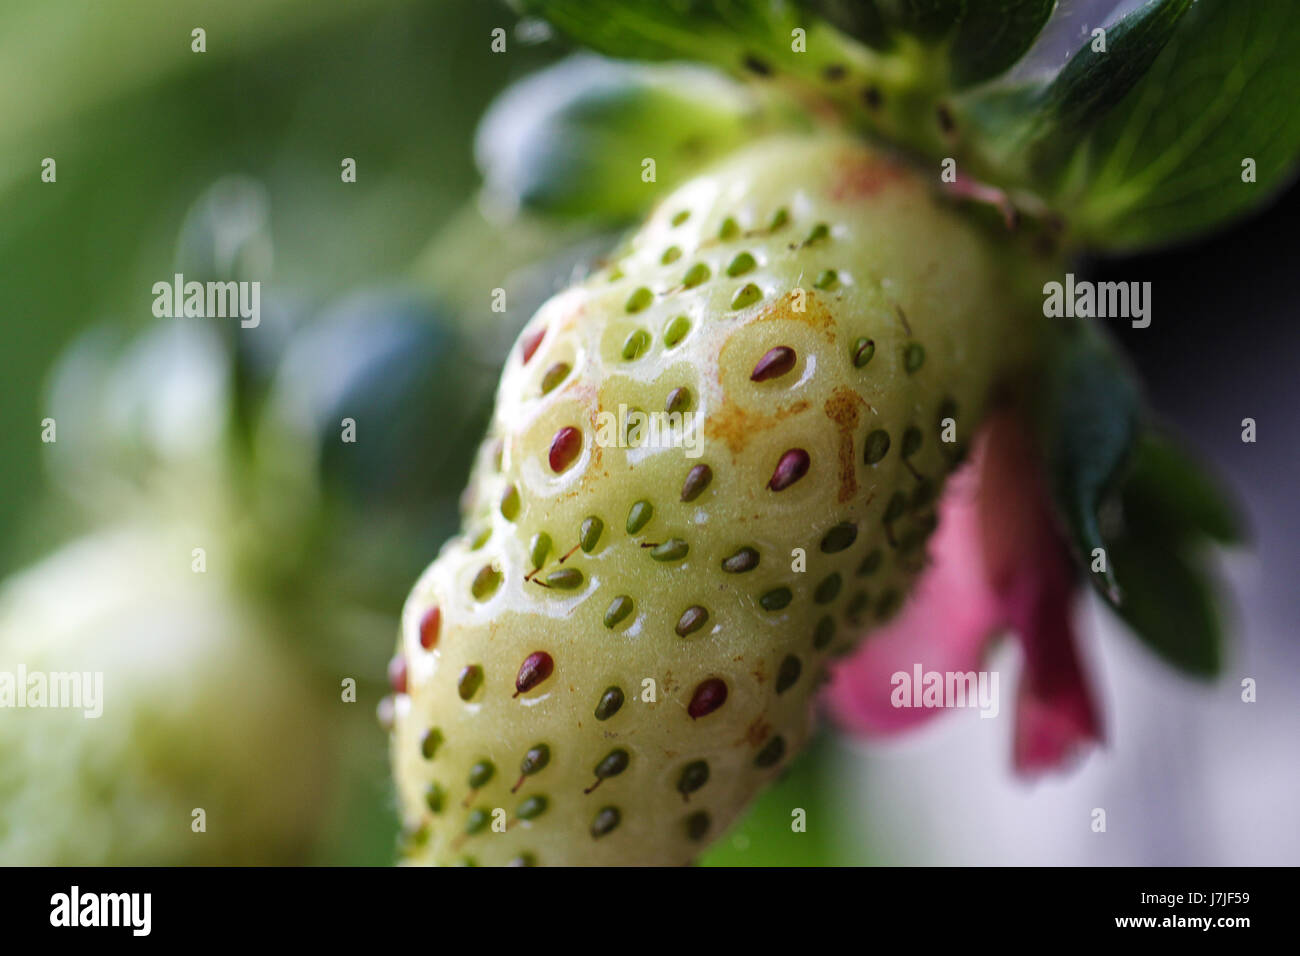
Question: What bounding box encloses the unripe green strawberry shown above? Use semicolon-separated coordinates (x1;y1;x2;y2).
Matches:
391;133;1039;865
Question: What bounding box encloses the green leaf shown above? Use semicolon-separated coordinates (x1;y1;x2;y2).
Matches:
1068;0;1300;249
948;0;1055;88
1108;536;1223;677
1121;431;1246;547
878;0;964;39
1036;322;1142;607
797;0;892;50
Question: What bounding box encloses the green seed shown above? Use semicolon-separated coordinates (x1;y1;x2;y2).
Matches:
529;532;552;571
661;245;682;264
540;362;570;395
845;590;869;623
853;337;876;368
425;783;446;814
901;426;922;458
671;210;690;226
719;217;739;239
594;748;629;780
721;547;760;573
813;269;839;290
678;760;710;797
760;587;792;611
500;485;520;521
604;595;634;629
622;329;651;360
651;539;689;562
883;491;907;523
626;500;654;534
591;806;621;838
663;315;691;347
458;664;483;700
469;526;491;550
769;208;789;230
864;429;891;464
911;477;936;510
665;386;691;414
857;549;883;577
904;342;925;373
730;282;762;309
775;656;802;694
420;728;444;760
580;516;604;553
465;809;489;835
675;605;709;637
820;522;857;553
685;811;711;841
471;564;501;600
625;287;653;313
682;263;710;288
813;616;835;650
520;744;550;776
806;222;830;243
595;686;625;720
546;567;584;590
754;736;786;768
680;464;712;502
517;795;548;820
726;252;756;277
815;573;842;604
468;760;495;789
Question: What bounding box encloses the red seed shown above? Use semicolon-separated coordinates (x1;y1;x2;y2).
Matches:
688;678;728;719
514;651;554;697
520;327;546;364
549;427;582;472
750;346;797;382
387;655;408;695
418;606;441;650
767;449;810;491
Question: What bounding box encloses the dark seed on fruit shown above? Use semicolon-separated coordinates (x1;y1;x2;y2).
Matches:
685;811;711;841
514;652;554;697
595;686;625;720
665;386;691;414
726;252;756;277
688;678;728;718
588;748;630;791
776;655;802;694
845;591;869;623
662;245;682;264
548;426;582;473
500;485;521;521
676;605;710;637
468;760;495;789
863;85;883;109
520;744;551;776
754;736;786;768
387;655;407;694
680;464;712;502
901;426;922;458
768;449;810;491
813;269;839;290
815;573;842;604
458;664;484;700
904;342;926;373
465;809;489;835
664;315;691;347
823;63;847;81
742;53;772;76
820;522;857;553
857;549;883;577
420;728;444;760
604;596;634;629
883;491;907;524
864;429;890;464
540;362;570;395
626;287;653;313
813;616;835;650
529;532;552;571
760;587;792;611
578;515;604;553
546;567;584;590
750;346;796;382
471;565;501;600
853;337;876;368
622;328;651;360
651;539;689;562
683;263;710;288
517;795;548;820
425;783;446;814
671;210;690;226
911;477;936;510
520;327;545;364
806;222;830;243
591;806;621;838
731;282;762;309
721;546;760;573
419;606;441;649
677;760;710;797
876;589;902;621
626;500;654;534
